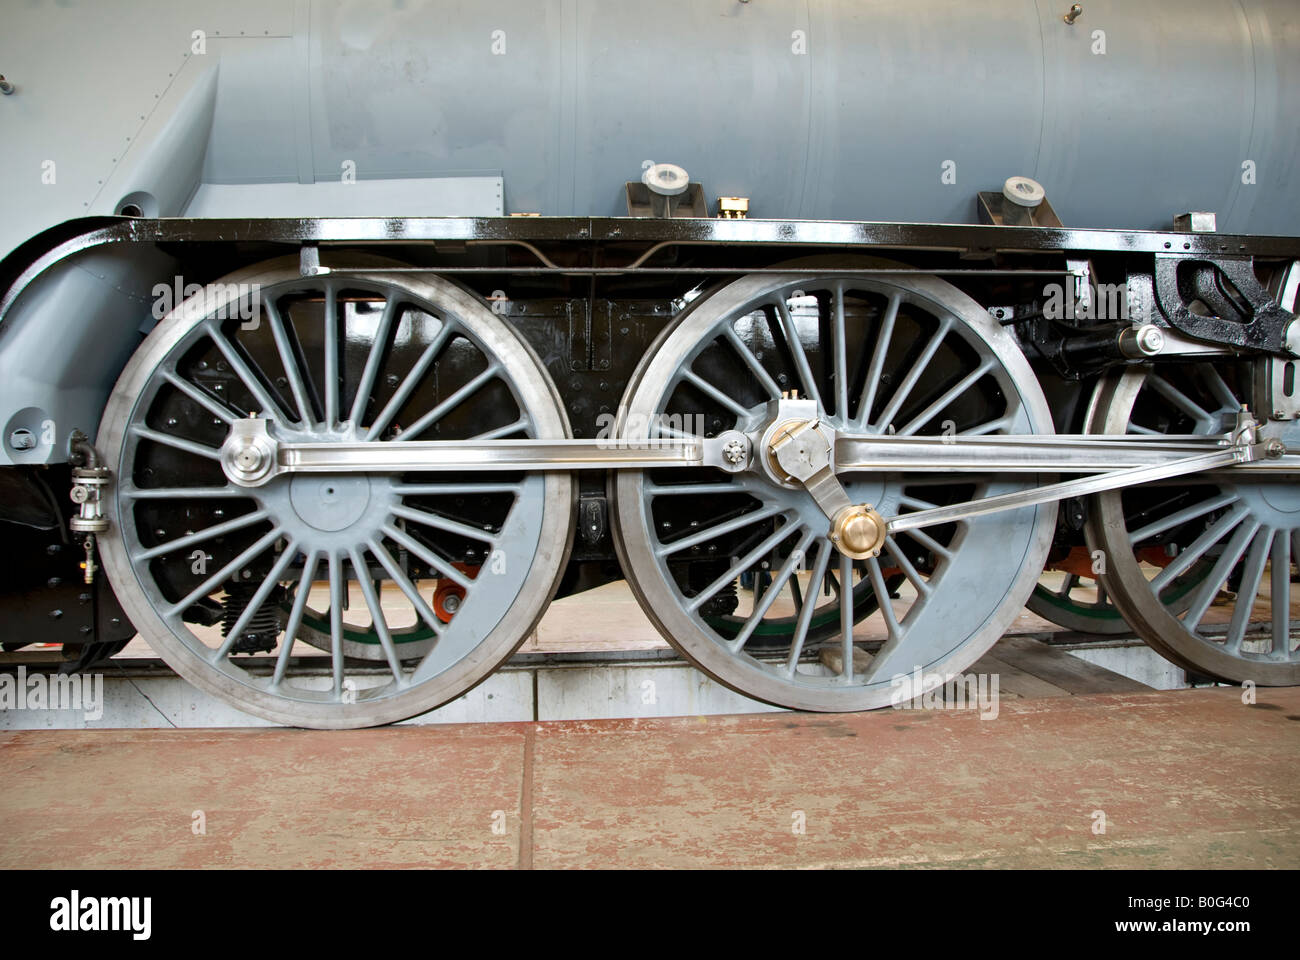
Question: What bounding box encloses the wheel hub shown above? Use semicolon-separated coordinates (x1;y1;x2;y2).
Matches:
830;505;887;559
289;475;372;532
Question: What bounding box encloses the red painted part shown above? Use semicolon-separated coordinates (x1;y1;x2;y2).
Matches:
1046;544;1173;577
433;563;479;623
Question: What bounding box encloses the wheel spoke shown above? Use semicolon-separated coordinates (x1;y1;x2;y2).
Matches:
122;484;247;501
773;297;821;408
367;538;443;634
857;293;900;428
837;553;856;682
168;527;283;616
1225;529;1271;650
896;525;953;563
265;298;316;425
1148;374;1217;431
657;504;784;557
1150;505;1248;593
365;321;456;439
129;425;222;462
212;542;300;660
160;368;241;424
724;326;781;401
897;360;994;437
648;481;742;497
471;416;530;441
831;284;849;419
899;494;941;511
348;297;401;427
883;535;931;598
271;550;319;686
680;368;752;420
381;522;474;589
784;544;832;676
137;509;271;562
350;546;407;686
390;503;498;547
1127;423;1163;436
1183;520;1261;631
322;282;340;425
327;551;345;699
1271;532;1292;655
873;319;952;432
205;321;287;420
1200;365;1239;413
394;363;501;440
959;415;1013;437
686;517;798;613
860;557;906;683
1094;578;1108;609
726;528;814;654
1128;491;1238;544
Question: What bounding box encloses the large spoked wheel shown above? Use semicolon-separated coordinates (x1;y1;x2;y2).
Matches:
1027;566;1129;635
611;259;1056;711
1087;365;1300;685
97;257;574;727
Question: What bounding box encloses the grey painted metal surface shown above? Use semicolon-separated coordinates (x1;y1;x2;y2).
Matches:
0;641;1189;729
2;0;1298;262
185;177;504;218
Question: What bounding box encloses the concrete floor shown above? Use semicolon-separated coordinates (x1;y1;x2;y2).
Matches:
2;684;1296;869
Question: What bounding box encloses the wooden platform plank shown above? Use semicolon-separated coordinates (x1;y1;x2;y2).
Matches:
994;635;1153;695
970;651;1074;699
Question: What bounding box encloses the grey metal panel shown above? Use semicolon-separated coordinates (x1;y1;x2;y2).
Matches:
573;0;810;218
1035;0;1256;232
805;0;1044;223
0;247;179;467
200;41;301;185
1230;0;1300;236
91;61;220;218
306;0;561;214
3;0;1299;246
184;175;504;217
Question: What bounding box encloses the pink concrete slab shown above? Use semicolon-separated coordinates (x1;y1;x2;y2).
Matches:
0;726;528;869
1;687;1296;869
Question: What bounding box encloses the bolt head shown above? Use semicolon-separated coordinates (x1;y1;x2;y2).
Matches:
1137;326;1165;354
1285;319;1300;357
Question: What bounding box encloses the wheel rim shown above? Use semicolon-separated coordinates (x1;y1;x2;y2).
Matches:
97;257;574;727
611;259;1056;711
1027;570;1129;634
1088;365;1300;684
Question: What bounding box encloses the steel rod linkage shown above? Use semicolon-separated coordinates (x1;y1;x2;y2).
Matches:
220;415;1290;553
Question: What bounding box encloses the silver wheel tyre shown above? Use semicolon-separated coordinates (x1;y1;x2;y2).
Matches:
1087;367;1300;685
611;258;1056;711
97;256;574;727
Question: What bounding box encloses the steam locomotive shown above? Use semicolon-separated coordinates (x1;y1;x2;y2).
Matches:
1;0;1296;726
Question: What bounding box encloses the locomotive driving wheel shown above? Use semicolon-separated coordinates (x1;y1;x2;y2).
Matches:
1087;365;1300;685
97;257;573;728
1027;567;1127;635
611;259;1056;711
